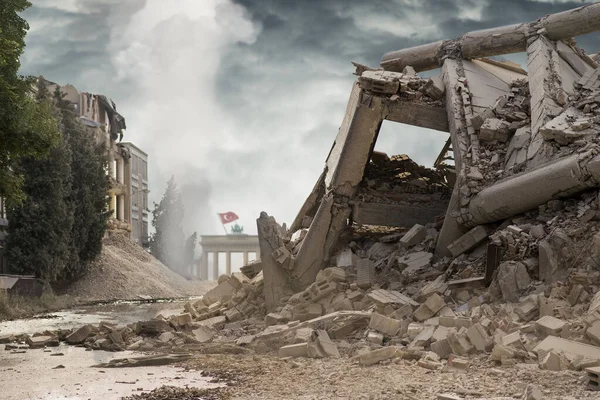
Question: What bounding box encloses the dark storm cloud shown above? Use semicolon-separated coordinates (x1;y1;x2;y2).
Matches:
18;0;600;243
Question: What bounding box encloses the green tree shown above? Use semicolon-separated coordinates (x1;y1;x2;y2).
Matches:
5;83;73;281
55;85;110;279
0;0;60;206
6;82;110;282
150;176;196;273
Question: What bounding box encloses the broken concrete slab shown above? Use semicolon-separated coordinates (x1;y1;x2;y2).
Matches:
369;313;402;336
65;325;93;345
352;346;403;366
534;335;600;360
399;224;427;249
447;226;489;257
279;343;309;358
496;261;531;303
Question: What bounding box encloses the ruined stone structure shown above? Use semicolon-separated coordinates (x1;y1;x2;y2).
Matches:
120;142;149;247
42;79;148;242
256;3;600;310
198;234;260;280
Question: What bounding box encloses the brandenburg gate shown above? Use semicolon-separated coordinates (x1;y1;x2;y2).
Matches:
198;234;260;279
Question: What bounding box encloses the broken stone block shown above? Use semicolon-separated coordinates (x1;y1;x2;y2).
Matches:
447;226;489;258
27;335;59;349
411;325;435;347
540;107;597;145
265;313;287;327
367;331;384;345
367;289;418;307
540;351;564;371
192;326;215;343
398;251;433;277
279;343;308;358
355;258;374;289
399;224;427;249
466;323;492;352
202;279;236;305
536;316;566;336
307;330;339;358
431;338;452;359
407;323;424;339
369;313;401;336
423;76;445;100
479;118;511;142
389;304;413;320
449;356;470;370
176;313;193;326
447;331;473;356
136;320;172;335
413;293;446;322
497;261;531;303
316;266;347;283
471;107;495;130
567;284;584;306
538;230;573;283
65;325;93;345
197;316;226;329
159;332;175;342
353;346;402;366
491;344;515;361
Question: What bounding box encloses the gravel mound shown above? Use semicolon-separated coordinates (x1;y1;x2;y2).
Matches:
64;233;214;301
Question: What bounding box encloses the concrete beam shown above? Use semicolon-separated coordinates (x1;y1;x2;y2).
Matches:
325;84;388;196
381;2;600;72
289;168;326;233
465;153;600;226
257;212;293;311
351;202;447;228
385;102;449;132
435;59;470;257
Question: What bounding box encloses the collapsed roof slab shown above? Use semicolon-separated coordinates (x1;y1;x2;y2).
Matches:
380;2;600;72
385;102;449;132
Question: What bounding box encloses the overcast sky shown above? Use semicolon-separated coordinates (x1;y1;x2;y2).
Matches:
19;0;600;238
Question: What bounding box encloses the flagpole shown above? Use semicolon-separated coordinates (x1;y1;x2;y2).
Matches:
217;213;229;235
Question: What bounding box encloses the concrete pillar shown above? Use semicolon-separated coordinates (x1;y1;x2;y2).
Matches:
226;251;231;275
243;251;248;266
200;251;208;280
117;158;124;184
212;252;219;280
117;195;125;221
110;194;117;219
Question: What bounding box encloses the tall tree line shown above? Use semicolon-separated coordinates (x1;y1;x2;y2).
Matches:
1;0;110;282
5;82;110;282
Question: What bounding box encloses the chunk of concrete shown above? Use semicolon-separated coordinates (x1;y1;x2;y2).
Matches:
399;224;427;249
538;230;573;283
540;351;564;371
307;330;339;358
466;323;492;351
497;261;531;303
353;346;402;366
136;320;172;335
447;226;489;257
355;258;374;289
587;321;600;345
398;251;433;276
27;335;59;349
413;293;446;322
431;338;453;359
536;316;566;336
479;117;511;142
65;324;93;345
279;343;309;358
369;313;402;336
202;279;237;305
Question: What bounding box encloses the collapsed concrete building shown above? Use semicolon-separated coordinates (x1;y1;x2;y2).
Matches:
255;3;600;311
11;5;600;393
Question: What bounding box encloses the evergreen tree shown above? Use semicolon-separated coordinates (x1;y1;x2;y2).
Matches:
150;176;191;272
0;0;60;206
6;82;110;282
5;82;73;281
55;86;110;279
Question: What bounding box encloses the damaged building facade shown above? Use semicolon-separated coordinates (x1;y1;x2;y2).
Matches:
0;80;149;248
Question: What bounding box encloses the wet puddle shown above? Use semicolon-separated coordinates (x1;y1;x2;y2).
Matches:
0;344;221;400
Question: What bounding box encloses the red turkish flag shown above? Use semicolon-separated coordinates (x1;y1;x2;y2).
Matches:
218;212;239;224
